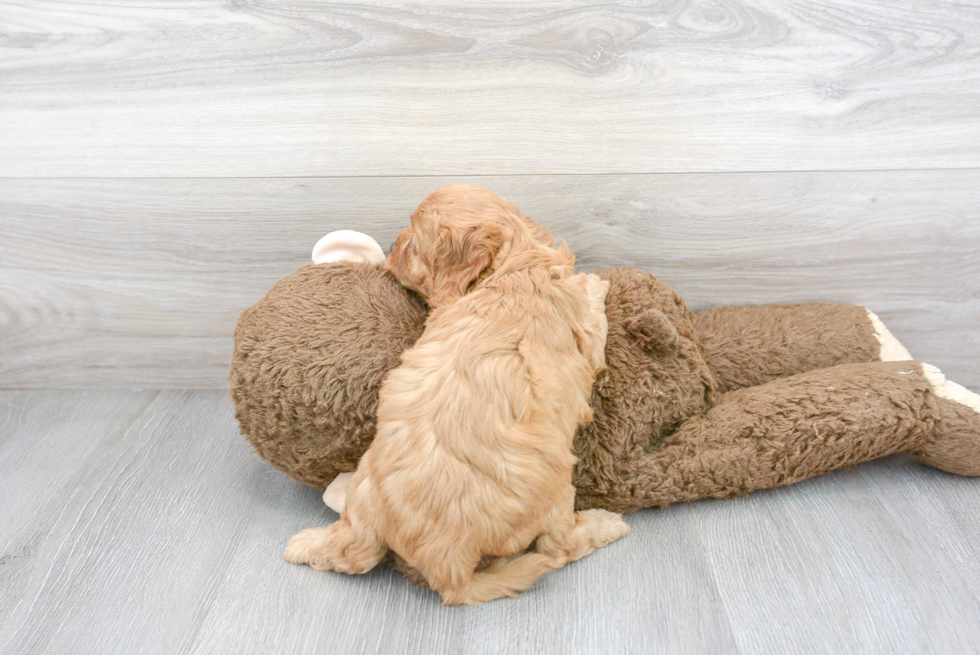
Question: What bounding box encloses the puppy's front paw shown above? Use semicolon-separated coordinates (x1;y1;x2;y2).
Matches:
284;527;334;566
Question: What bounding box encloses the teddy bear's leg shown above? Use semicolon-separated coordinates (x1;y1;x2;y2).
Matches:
577;361;979;514
694;303;911;392
908;364;980;476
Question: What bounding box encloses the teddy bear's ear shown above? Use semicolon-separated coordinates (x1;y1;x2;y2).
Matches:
312;230;386;265
624;308;679;353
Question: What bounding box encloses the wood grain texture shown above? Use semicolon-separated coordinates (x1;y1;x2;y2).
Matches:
0;390;151;556
1;390;979;654
2;171;978;388
695;459;980;653
0;390;260;654
1;0;979;176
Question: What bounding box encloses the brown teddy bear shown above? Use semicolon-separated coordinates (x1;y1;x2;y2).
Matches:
229;233;980;522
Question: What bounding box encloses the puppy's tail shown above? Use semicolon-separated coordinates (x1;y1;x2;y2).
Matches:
448;552;560;606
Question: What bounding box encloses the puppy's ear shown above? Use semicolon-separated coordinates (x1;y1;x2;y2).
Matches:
429;223;503;308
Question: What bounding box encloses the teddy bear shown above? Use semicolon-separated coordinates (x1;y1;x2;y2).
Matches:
229;230;980;523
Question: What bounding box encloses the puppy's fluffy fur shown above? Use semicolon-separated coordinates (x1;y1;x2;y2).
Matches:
284;185;629;605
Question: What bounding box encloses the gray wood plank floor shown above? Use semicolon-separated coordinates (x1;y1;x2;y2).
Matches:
2;390;979;654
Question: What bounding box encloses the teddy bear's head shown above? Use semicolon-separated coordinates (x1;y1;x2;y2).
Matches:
229;262;427;487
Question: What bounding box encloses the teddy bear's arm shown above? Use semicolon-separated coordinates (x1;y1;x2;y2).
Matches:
693;303;910;393
574;360;980;514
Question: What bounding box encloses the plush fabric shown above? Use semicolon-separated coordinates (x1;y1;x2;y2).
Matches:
578;360;980;512
230;263;426;488
231;261;980;588
230;262;979;513
694;302;879;392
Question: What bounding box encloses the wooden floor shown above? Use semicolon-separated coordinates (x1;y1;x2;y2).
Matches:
1;389;978;654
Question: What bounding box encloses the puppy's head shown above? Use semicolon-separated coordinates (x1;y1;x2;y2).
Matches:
387;185;547;308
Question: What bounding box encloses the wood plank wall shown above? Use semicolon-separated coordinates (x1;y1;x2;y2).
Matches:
1;1;978;388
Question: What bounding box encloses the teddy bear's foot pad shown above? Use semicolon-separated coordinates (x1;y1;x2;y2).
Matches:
323;472;353;513
867;310;913;362
911;363;980;477
921;364;980;415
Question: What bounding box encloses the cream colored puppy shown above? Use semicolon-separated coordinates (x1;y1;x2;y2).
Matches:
285;185;629;605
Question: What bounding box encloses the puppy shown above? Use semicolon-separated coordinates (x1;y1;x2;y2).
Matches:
284;185;629;605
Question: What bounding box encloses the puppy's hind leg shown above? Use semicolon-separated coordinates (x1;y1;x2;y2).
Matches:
535;508;631;566
284;518;386;574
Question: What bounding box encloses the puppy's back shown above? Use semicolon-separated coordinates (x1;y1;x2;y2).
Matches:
366;269;604;561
